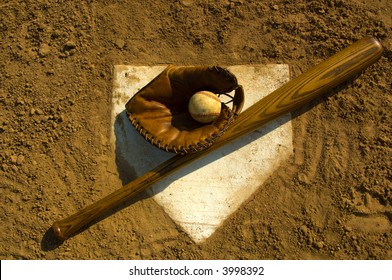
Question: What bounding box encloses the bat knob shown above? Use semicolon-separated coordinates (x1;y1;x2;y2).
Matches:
52;222;67;241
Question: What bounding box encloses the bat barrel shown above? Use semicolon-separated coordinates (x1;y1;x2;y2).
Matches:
217;37;383;145
51;37;382;241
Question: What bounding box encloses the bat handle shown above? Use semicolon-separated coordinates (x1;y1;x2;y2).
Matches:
52;154;196;241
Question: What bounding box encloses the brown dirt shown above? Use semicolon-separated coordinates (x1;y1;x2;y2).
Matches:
1;0;391;260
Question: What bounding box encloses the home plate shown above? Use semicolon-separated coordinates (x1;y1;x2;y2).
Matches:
111;65;293;243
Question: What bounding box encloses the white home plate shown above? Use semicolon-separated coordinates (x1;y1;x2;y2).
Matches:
111;65;292;243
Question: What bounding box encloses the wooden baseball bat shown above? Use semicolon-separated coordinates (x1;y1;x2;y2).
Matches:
52;37;383;241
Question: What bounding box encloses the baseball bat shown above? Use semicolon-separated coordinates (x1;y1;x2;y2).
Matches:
52;37;382;241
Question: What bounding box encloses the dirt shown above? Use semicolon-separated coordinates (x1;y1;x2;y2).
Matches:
1;0;391;260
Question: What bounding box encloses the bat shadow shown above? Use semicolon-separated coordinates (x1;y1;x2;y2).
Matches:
41;76;357;251
42;110;292;251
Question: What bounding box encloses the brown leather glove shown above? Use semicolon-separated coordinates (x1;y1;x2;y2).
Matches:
125;65;244;154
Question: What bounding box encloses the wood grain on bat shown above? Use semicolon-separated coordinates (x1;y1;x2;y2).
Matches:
52;37;382;241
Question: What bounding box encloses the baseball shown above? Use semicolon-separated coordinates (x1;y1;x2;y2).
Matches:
188;91;222;123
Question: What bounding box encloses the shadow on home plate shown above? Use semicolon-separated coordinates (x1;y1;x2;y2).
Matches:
111;64;293;243
114;109;291;187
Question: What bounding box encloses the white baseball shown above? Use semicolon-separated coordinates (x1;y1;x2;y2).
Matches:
188;91;221;123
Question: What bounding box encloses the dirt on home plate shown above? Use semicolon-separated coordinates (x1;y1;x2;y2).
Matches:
1;0;391;260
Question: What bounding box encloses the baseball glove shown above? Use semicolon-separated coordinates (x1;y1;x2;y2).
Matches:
125;65;245;154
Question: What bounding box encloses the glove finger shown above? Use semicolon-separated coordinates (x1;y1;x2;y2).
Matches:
168;65;238;96
231;85;245;114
